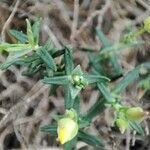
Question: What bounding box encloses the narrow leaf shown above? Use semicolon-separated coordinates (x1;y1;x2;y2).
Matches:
22;59;42;76
26;19;34;46
9;30;27;43
7;48;33;61
128;121;145;136
73;96;80;115
70;84;81;100
6;44;31;52
32;18;42;45
40;125;57;135
113;68;139;94
52;48;65;58
83;98;105;121
0;48;33;70
43;76;69;85
0;59;18;70
110;54;123;76
100;40;144;55
78;130;104;148
64;84;74;109
96;28;111;48
64;46;74;75
36;46;56;71
64;137;77;150
72;65;83;76
97;83;115;103
84;74;110;84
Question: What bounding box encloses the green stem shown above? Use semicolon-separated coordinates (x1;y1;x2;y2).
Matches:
132;27;145;38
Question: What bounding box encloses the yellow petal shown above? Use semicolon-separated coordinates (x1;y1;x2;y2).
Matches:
57;118;78;144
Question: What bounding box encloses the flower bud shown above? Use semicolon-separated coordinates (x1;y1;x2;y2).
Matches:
57;118;78;144
126;107;149;121
116;118;128;134
72;75;81;84
65;108;77;121
72;75;87;89
144;16;150;32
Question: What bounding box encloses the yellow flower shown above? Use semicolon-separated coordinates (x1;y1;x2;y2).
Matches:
126;107;149;121
144;16;150;32
57;118;78;144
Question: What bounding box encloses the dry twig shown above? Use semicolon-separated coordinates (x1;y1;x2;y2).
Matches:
1;0;20;41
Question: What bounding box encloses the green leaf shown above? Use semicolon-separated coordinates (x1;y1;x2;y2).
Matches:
42;76;70;85
73;96;80;115
128;121;145;136
113;62;150;94
110;54;123;77
83;98;105;121
44;39;54;54
52;48;65;58
26;19;34;46
0;43;9;52
96;28;111;48
64;136;77;150
51;114;63;121
0;43;30;52
19;52;40;64
36;46;56;71
0;48;33;70
79;119;90;128
88;53;100;72
78;130;104;148
138;75;150;90
70;84;81;100
100;40;144;55
7;48;33;61
9;30;27;44
5;44;31;52
49;84;59;95
0;59;18;70
40;125;57;136
113;68;139;94
32;18;42;45
22;59;42;76
97;83;115;103
64;46;74;75
96;28;123;78
71;65;83;76
64;84;74;109
22;65;40;76
84;74;110;84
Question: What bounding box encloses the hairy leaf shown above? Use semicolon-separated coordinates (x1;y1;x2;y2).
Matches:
40;125;57;136
43;76;70;85
37;46;56;71
9;30;27;43
78;130;104;148
64;46;74;75
32;18;42;45
84;74;110;84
